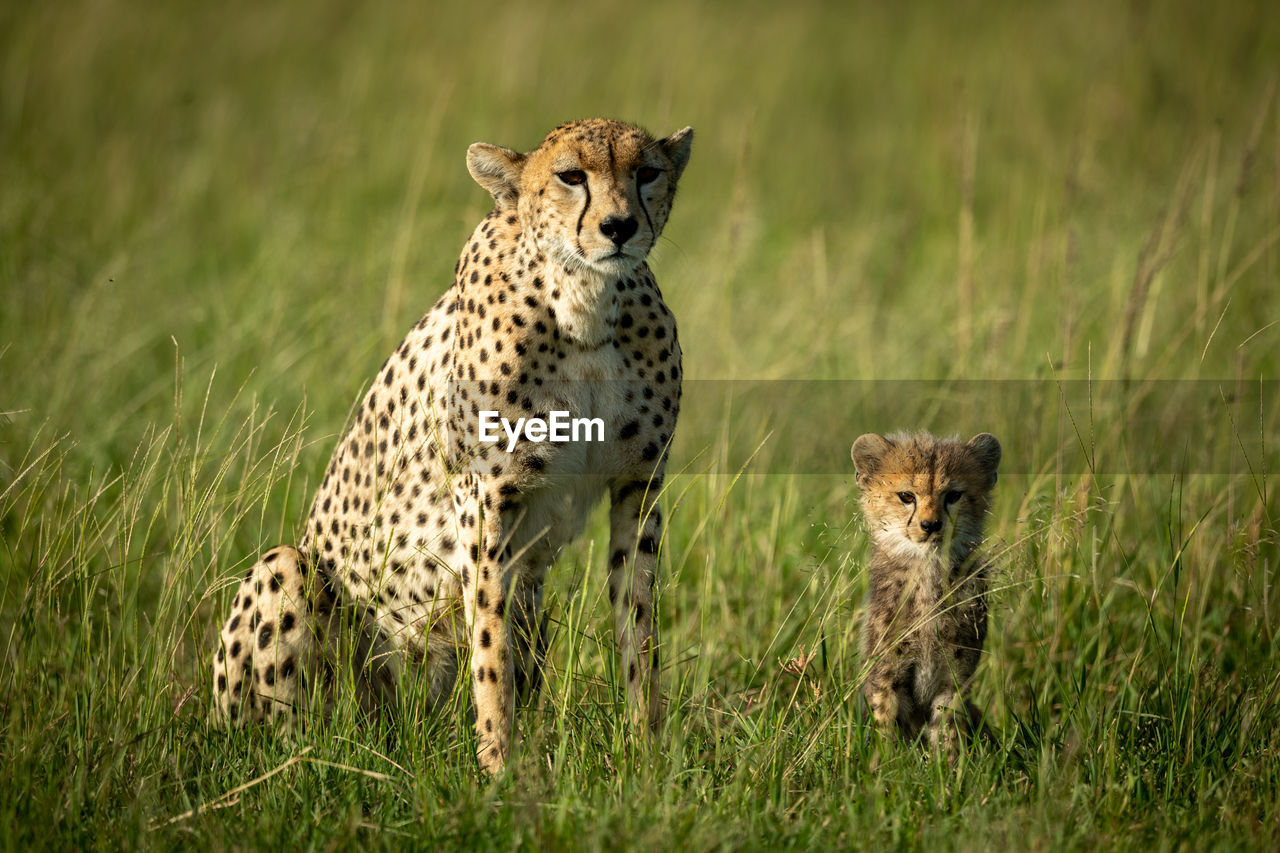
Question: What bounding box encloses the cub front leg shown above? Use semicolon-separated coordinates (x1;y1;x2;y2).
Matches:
861;608;906;737
928;643;984;757
928;689;969;759
862;660;902;735
608;476;665;730
456;475;517;774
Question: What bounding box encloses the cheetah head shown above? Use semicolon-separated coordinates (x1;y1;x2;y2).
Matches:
466;119;693;277
851;432;1001;560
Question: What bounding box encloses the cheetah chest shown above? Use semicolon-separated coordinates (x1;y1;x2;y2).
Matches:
505;344;636;554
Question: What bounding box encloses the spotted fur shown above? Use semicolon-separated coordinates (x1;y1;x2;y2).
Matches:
211;119;693;774
850;431;1001;755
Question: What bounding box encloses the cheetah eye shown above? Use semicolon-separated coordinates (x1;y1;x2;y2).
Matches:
897;492;915;505
556;170;587;186
636;166;662;185
944;490;963;506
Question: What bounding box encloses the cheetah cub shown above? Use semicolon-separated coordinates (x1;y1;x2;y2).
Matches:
850;431;1001;755
210;119;693;774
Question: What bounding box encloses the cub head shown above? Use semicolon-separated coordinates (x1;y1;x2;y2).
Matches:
466;119;693;277
851;431;1001;557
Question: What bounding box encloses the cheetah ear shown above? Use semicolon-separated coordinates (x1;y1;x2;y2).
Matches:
659;127;694;183
851;433;893;487
967;433;1002;486
467;143;526;208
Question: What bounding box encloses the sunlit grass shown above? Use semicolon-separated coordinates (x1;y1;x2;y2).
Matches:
2;0;1278;847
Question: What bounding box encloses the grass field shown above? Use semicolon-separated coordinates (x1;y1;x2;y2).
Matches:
3;0;1280;848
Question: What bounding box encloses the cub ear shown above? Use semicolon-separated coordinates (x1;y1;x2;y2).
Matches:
966;433;1002;486
659;126;694;183
467;143;526;208
851;433;893;487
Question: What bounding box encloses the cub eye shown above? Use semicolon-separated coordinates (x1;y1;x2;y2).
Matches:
636;166;662;185
897;492;915;505
944;490;964;506
557;170;587;186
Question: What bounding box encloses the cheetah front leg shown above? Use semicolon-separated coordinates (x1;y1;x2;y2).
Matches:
456;475;519;774
608;477;665;731
510;575;550;704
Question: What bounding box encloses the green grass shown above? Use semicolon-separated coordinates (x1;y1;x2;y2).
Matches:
3;0;1279;847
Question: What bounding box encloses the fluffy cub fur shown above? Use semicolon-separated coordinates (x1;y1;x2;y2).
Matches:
851;431;1001;754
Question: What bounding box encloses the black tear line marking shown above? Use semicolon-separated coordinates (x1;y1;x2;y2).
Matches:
575;166;592;257
638;190;656;244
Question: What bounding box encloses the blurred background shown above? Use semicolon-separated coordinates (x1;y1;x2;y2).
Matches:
3;0;1277;473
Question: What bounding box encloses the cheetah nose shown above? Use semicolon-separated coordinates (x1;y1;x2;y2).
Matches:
599;216;639;247
920;518;943;535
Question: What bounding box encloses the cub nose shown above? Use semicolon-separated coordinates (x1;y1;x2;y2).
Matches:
920;518;943;535
599;216;639;247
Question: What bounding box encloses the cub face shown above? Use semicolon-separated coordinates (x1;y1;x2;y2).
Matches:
466;119;694;276
851;432;1001;559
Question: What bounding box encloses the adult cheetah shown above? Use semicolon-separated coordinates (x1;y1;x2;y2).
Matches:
210;119;693;774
